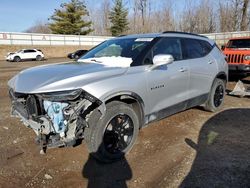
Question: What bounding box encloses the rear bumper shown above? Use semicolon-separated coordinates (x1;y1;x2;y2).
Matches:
229;64;250;74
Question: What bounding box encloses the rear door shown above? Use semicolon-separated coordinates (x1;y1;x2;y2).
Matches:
145;37;190;121
182;38;218;100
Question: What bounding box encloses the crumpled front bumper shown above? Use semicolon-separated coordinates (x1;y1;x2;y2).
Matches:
11;108;51;135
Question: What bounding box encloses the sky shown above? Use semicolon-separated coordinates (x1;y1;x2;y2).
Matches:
0;0;63;32
0;0;192;32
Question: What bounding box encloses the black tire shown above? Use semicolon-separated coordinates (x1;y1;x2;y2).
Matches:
36;55;42;61
204;78;226;112
84;101;139;162
13;56;21;62
74;55;79;59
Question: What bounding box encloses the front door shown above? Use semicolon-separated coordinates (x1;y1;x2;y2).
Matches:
145;37;190;122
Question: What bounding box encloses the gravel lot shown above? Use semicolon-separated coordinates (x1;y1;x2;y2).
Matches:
0;58;249;188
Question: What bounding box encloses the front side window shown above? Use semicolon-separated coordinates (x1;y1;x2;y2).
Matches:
152;38;183;61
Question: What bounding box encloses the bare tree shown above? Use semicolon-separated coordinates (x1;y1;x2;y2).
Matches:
219;2;235;32
137;0;147;27
240;0;249;30
218;0;250;32
25;20;51;34
101;0;111;35
88;0;111;36
179;0;215;33
179;1;197;33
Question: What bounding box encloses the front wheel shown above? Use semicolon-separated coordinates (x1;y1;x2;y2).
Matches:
204;78;226;112
84;101;139;162
13;56;21;62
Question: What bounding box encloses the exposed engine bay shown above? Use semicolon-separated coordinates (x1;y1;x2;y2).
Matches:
9;88;102;153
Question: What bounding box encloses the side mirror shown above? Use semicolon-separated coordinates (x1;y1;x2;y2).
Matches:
148;54;174;70
221;45;225;51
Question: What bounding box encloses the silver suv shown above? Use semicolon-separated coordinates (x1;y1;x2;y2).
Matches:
8;32;228;161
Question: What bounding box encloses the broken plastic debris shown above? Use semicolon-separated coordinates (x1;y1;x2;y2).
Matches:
40;150;45;155
229;80;250;97
44;174;53;180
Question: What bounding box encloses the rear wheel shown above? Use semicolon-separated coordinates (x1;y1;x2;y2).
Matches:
36;55;42;61
13;56;21;62
84;101;139;162
204;78;226;112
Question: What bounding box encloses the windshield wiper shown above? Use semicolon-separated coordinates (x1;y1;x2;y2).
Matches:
90;59;103;63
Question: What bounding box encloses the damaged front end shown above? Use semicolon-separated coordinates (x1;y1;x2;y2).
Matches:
9;88;102;153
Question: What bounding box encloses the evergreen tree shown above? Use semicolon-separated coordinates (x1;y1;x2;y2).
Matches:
49;0;93;35
109;0;129;36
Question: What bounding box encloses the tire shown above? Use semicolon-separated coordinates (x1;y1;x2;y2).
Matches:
74;55;79;59
84;101;139;162
204;78;226;112
13;56;21;62
36;55;42;61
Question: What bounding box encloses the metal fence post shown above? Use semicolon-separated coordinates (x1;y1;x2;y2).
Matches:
31;34;33;45
9;32;13;45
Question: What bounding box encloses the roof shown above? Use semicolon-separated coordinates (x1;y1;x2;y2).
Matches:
228;36;250;40
117;31;211;43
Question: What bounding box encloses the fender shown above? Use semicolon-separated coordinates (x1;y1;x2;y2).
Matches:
102;91;145;127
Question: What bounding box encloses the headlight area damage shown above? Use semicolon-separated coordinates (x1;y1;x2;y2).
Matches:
9;88;103;153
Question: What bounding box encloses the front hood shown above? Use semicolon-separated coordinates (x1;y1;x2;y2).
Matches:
8;62;128;93
7;52;15;56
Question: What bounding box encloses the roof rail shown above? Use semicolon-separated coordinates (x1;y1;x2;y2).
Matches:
162;31;208;38
118;34;127;37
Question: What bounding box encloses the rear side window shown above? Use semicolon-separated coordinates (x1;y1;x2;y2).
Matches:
199;40;213;55
182;39;213;59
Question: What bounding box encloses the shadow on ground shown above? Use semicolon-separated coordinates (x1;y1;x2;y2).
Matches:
180;108;250;187
82;151;132;188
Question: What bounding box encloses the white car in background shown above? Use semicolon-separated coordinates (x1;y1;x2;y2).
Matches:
6;49;44;62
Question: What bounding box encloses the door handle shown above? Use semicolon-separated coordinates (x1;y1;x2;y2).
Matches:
179;68;188;72
208;60;214;64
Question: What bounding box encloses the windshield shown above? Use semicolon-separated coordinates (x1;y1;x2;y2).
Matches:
80;38;153;60
228;39;250;48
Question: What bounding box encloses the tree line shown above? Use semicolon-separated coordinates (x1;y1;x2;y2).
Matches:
26;0;250;36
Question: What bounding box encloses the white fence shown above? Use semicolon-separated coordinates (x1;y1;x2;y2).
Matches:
203;31;250;45
0;32;112;46
1;31;250;46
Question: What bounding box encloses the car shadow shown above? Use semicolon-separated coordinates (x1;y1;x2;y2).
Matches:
82;148;132;188
180;108;250;187
228;74;248;81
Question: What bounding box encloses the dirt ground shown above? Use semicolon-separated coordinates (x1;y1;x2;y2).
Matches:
0;58;249;188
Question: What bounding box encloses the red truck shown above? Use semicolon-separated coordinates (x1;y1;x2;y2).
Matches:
222;37;250;75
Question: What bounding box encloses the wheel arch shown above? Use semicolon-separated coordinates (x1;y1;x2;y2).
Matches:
104;91;145;128
13;56;21;61
215;71;228;83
